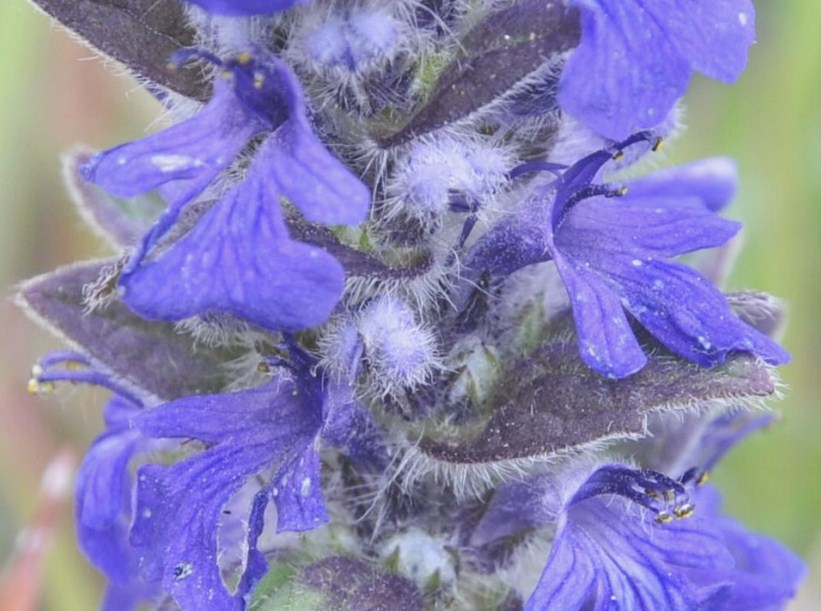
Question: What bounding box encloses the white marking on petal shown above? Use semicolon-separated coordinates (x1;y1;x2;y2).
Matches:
150;154;203;173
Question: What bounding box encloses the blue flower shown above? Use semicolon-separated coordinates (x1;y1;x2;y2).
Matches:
82;51;370;332
560;0;756;139
468;141;789;377
473;408;805;610
75;396;144;586
29;352;159;610
128;351;383;610
182;0;308;16
474;461;804;610
524;467;803;610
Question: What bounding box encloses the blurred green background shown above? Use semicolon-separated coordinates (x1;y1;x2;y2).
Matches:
1;1;819;608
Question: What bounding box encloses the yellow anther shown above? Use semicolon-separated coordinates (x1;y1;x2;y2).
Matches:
27;378;55;396
644;489;660;500
166;62;179;73
663;489;676;502
612;150;625;161
674;504;695;520
697;471;710;486
65;361;84;371
257;361;271;374
221;70;234;82
237;52;252;65
616;186;628;197
253;72;266;89
655;511;674;525
652;138;665;152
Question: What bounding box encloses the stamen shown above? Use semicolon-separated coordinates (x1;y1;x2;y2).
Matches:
28;378;55;395
551;130;654;222
28;353;143;406
257;361;272;374
607;130;656;161
673;503;695;519
572;465;695;524
563;183;627;212
168;48;224;71
37;351;91;370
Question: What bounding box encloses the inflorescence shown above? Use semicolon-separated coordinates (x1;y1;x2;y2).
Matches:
18;1;805;609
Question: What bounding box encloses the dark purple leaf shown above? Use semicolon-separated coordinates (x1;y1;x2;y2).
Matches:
418;338;777;465
17;260;233;399
728;291;786;339
380;0;580;146
30;0;207;100
287;216;435;281
298;557;424;611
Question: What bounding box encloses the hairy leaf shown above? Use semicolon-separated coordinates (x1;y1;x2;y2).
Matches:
17;260;232;399
728;291;787;339
381;0;580;145
250;556;424;611
30;0;207;99
418;341;777;465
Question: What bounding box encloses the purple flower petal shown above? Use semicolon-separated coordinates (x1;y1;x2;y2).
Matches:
471;145;789;377
525;465;736;610
471;474;559;546
626;157;739;213
84;52;369;330
76;397;143;584
561;0;755;139
559;193;741;266
263;121;370;225
183;0;307;16
86;52;368;263
601;258;789;367
269;445;328;533
550;247;647;377
130;378;325;609
128;361;369;610
711;501;806;608
554;191;789;372
466;216;550;278
511;457;803;611
82;78;263;200
120;166;346;332
101;579;160;611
